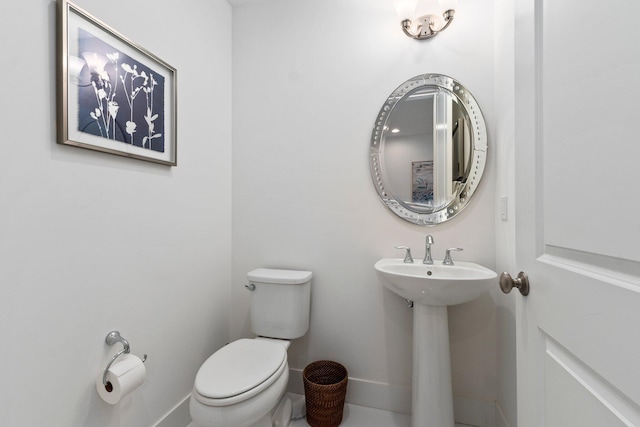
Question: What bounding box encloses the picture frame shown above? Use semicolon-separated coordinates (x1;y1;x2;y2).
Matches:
57;0;177;166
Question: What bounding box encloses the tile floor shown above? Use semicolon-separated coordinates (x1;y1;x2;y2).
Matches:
290;401;472;427
188;396;473;427
289;402;410;427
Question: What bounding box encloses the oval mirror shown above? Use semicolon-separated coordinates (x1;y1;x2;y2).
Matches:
370;74;487;225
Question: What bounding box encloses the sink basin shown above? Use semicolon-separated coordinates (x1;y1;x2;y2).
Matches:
375;258;497;306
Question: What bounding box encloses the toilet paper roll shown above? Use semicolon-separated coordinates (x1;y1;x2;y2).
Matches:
96;354;146;405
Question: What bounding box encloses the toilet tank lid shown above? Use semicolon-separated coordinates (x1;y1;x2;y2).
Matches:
247;268;312;284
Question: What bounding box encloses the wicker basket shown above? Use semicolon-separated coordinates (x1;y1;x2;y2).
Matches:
303;360;348;427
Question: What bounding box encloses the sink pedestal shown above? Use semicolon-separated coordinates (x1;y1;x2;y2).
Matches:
412;304;454;427
374;258;497;427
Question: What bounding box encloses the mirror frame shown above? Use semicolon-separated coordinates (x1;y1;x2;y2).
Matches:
370;74;487;225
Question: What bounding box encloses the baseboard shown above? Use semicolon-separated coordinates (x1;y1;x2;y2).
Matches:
495;401;512;427
453;396;496;427
288;367;496;427
166;370;499;427
153;393;192;427
288;368;412;414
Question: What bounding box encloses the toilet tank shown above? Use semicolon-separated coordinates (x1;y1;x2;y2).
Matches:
247;268;312;339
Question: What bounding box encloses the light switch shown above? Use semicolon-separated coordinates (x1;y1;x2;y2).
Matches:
500;196;508;221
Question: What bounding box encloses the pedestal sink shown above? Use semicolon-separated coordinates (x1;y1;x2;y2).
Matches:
374;258;497;427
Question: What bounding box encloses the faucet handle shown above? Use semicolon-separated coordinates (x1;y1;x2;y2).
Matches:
395;246;414;263
443;247;463;265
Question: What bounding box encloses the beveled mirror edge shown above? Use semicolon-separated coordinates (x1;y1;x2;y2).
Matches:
370;74;488;225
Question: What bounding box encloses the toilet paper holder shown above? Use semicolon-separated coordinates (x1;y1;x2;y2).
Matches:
102;331;147;387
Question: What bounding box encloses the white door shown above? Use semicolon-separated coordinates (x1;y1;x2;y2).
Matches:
513;0;640;425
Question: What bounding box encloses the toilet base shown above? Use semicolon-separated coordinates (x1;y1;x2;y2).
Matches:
190;367;290;427
270;394;292;427
247;413;271;427
191;393;292;427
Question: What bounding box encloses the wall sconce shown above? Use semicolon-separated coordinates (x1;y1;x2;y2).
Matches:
394;0;457;40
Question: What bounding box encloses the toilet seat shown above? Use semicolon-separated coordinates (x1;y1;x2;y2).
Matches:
193;339;287;407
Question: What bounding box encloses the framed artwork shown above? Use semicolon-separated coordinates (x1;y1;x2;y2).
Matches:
57;0;177;166
412;160;434;204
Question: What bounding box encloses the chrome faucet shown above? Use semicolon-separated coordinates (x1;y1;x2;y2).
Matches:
395;246;414;263
443;247;463;265
423;235;434;264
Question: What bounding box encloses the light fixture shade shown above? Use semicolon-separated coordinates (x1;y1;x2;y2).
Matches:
398;0;457;40
414;0;441;17
393;0;418;19
437;0;458;11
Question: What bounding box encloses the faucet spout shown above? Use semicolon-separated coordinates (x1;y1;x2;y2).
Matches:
423;235;434;264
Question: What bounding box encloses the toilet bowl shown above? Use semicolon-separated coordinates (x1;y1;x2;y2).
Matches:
190;268;312;427
189;339;291;427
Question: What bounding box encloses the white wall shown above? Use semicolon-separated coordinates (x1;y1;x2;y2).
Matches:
0;0;232;425
231;0;498;413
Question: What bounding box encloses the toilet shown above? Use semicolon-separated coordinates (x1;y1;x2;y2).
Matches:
190;268;312;427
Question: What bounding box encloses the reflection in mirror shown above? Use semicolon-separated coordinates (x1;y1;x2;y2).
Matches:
370;74;486;225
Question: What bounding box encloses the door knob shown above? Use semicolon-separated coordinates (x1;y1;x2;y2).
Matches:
499;271;530;296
